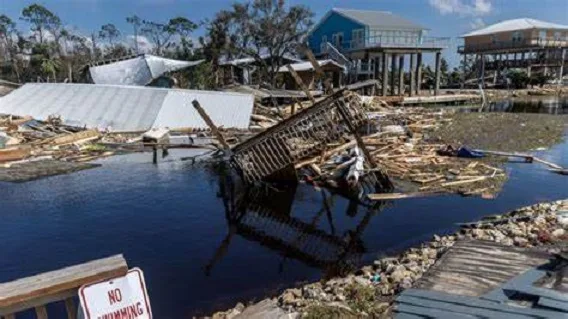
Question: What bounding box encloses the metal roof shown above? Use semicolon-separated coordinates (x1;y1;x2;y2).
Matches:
277;60;346;72
0;83;253;132
219;53;302;66
89;54;203;86
332;8;427;31
463;18;568;37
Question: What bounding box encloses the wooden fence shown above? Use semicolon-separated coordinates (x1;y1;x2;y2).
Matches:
0;255;128;319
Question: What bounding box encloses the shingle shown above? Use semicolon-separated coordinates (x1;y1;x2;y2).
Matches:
333;8;426;30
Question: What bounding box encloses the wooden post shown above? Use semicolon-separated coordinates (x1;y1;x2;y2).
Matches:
35;306;48;319
398;55;405;95
302;46;333;94
409;53;415;96
434;51;441;96
152;145;158;164
374;57;380;82
65;297;77;319
192;99;231;150
382;53;388;96
390;54;397;96
558;48;566;92
286;64;316;104
480;54;486;88
416;53;422;95
461;53;466;89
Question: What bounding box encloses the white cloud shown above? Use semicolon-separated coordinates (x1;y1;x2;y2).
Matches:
469;18;486;29
429;0;492;16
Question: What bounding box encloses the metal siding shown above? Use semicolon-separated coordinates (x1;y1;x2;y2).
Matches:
0;84;253;131
0;84;165;131
153;90;254;130
309;11;364;54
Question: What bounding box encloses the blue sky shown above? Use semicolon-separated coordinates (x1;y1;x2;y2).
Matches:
1;0;567;66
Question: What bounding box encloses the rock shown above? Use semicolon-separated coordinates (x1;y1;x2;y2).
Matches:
399;277;413;289
289;288;302;298
235;303;245;312
433;234;441;242
390;269;409;283
354;276;370;286
501;237;514;246
281;291;296;305
552;228;565;238
514;236;529;247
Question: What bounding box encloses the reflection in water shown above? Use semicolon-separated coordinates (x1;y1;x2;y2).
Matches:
205;163;389;279
487;96;568;114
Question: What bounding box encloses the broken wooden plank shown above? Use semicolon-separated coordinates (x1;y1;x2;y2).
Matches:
49;129;100;146
192;99;230;151
286;64;316;104
0;148;32;163
368;191;444;201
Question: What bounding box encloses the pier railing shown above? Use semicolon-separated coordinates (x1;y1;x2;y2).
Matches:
0;255;128;319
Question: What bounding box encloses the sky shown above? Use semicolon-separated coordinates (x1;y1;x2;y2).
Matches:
1;0;567;67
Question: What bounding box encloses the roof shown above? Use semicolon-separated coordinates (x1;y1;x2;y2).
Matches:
219;53;302;66
0;83;253;132
463;18;568;37
329;8;426;31
277;60;346;72
88;54;203;86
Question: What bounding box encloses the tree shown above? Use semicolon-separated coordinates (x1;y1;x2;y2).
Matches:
140;20;175;55
99;23;121;47
168;16;197;59
0;15;22;81
203;0;314;86
20;4;61;44
126;15;141;54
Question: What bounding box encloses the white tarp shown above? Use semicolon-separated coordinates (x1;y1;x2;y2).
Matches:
278;60;346;72
89;54;203;86
0;83;253;132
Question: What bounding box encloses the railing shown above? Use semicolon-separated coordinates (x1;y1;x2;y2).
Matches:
0;255;128;319
329;36;450;52
458;38;568;53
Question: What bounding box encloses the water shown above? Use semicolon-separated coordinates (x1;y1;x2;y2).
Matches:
486;95;568;114
0;133;567;318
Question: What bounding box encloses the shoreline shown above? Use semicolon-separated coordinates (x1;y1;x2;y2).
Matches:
208;198;568;318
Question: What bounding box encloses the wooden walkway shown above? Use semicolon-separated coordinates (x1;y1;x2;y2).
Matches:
413;240;550;297
396;239;568;318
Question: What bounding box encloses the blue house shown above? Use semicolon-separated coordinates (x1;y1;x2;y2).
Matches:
307;8;449;97
308;8;429;55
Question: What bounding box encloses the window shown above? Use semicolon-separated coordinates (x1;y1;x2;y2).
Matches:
352;29;365;48
512;31;523;43
332;32;344;48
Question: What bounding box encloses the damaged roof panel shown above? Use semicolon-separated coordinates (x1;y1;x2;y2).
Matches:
153;90;254;130
0;83;253;132
89;54;203;86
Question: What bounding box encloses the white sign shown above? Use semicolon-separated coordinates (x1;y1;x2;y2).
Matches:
79;268;152;319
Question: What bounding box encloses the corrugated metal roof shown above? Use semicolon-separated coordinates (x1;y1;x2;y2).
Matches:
277;60;346;72
333;8;426;30
89;54;203;86
463;18;568;37
0;83;253;132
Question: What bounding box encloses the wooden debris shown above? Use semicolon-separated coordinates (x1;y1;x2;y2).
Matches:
368;191;444;201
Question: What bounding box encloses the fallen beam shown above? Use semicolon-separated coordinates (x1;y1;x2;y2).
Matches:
368;191;444;201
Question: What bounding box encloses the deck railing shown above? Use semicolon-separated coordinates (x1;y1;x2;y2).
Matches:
322;36;450;53
0;255;128;319
458;38;568;53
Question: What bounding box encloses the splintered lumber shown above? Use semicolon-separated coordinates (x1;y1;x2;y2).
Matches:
474;149;534;161
441;176;488;187
0;255;127;316
192;99;230;150
286;64;316;104
251;114;278;123
49;129;100;146
301;46;333;94
368;191;444;201
0;148;31;163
